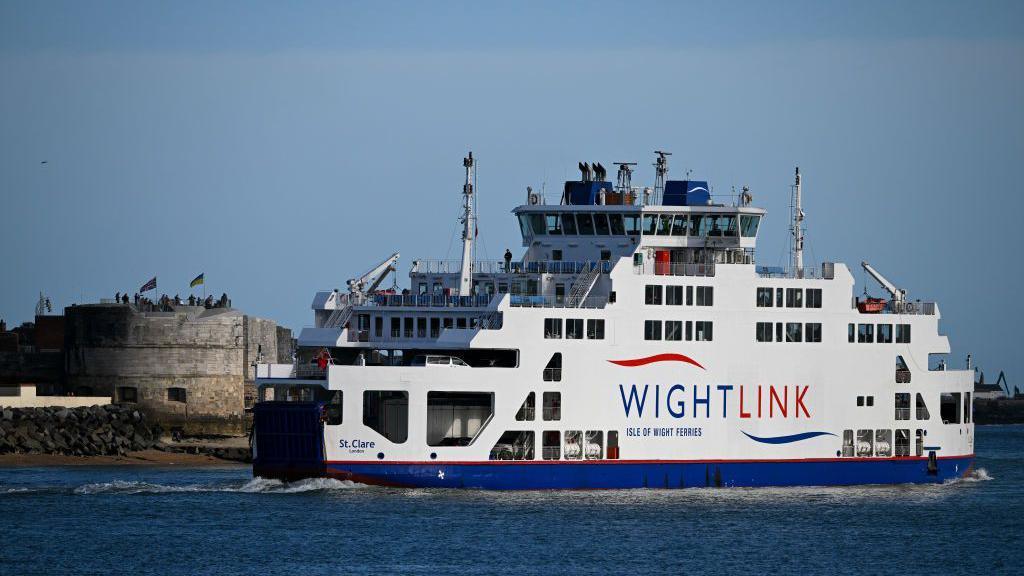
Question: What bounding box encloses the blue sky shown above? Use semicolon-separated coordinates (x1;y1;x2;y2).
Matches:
1;1;1022;382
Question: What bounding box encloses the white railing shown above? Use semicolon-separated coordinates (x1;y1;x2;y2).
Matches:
509;295;608;309
635;262;716;277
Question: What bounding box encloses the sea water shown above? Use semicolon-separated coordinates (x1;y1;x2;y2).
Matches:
2;425;1022;576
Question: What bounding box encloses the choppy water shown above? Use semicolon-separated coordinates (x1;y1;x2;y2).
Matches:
2;426;1022;576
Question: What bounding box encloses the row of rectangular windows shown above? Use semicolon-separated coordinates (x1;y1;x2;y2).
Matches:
756;287;822;308
544;318;606;340
755;322;822;343
645;284;713;306
848;323;911;343
644;320;713;341
374;316;478;339
519;212;760;239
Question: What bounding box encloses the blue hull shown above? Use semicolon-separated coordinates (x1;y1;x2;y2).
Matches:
308;457;975;490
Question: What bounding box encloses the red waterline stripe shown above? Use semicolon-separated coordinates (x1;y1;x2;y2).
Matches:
608;353;705;370
325;454;974;466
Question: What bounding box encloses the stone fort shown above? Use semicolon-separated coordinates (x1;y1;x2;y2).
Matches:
64;304;292;435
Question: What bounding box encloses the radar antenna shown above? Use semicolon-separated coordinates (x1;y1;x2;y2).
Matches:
458;151;476;296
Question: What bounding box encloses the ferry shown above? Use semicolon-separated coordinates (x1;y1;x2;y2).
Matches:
252;151;975;489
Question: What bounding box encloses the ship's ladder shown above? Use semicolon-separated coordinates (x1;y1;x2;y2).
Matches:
324;305;354;330
565;262;602;307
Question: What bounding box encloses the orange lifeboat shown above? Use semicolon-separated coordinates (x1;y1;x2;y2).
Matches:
857;297;887;314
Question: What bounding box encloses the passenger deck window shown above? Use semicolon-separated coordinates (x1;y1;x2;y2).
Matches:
786;288;803;308
896;324;911;343
916;393;931;420
566;318;583;339
543;353;562;382
645;285;663;305
757;287;773;307
543;392;561;421
586;319;605;339
696;286;713;306
785;322;803;343
542;431;561;460
848;323;855;343
363;391;408;443
756;322;773;342
665;320;683;341
695;321;713;341
666;285;683;306
564;430;583;460
806;288;822;308
644;320;662;341
515;392;536;421
805;323;822;343
544;318;563;339
325;391;342;425
585;431;604;459
858;323;874;343
489;431;534;460
877;324;893;343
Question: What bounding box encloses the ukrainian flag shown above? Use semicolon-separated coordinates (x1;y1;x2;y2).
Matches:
190;273;204;288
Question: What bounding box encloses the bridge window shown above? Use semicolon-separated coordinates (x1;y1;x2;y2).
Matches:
560;213;578;235
645;320;662;340
594;213;611;235
518;214;533;238
740;214;761;237
665;320;683;341
757;287;773;307
576;213;595;235
427;392;493;446
805;323;822;343
542;431;560;460
756;322;773;342
858;323;874;343
544;318;562;339
689;215;704;237
545;214;563;235
696;286;713;306
695;321;713;341
527;213;546;236
586;319;605;339
710;215;737;237
896;324;911;343
645;285;663;305
671;214;688;236
515;392;536;421
543;392;561;421
878;324;893;343
656;214;673;235
543;353;562;382
624;214;641;235
585;431;604;459
785;322;803;342
566;318;583;339
489;431;534;460
608;213;625;235
363;391;408;443
642;214;657;235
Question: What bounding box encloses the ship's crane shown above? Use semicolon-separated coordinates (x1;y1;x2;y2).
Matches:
347;252;400;298
861;261;906;304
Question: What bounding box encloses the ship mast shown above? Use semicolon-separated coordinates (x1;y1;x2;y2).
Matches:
458;151;476;295
790;166;804;278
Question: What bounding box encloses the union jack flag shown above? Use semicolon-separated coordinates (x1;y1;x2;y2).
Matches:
140;276;156;292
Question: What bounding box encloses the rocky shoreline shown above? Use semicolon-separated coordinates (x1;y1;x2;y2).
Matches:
0;404;251;464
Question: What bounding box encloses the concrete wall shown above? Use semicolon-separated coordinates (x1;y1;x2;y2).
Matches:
0;384;110;408
0;351;63;388
64;304;289;435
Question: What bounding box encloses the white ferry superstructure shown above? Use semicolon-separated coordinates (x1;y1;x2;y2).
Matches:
252;152;975;489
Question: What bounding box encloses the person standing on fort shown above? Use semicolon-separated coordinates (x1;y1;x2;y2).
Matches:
115;291;120;303
504;248;512;272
